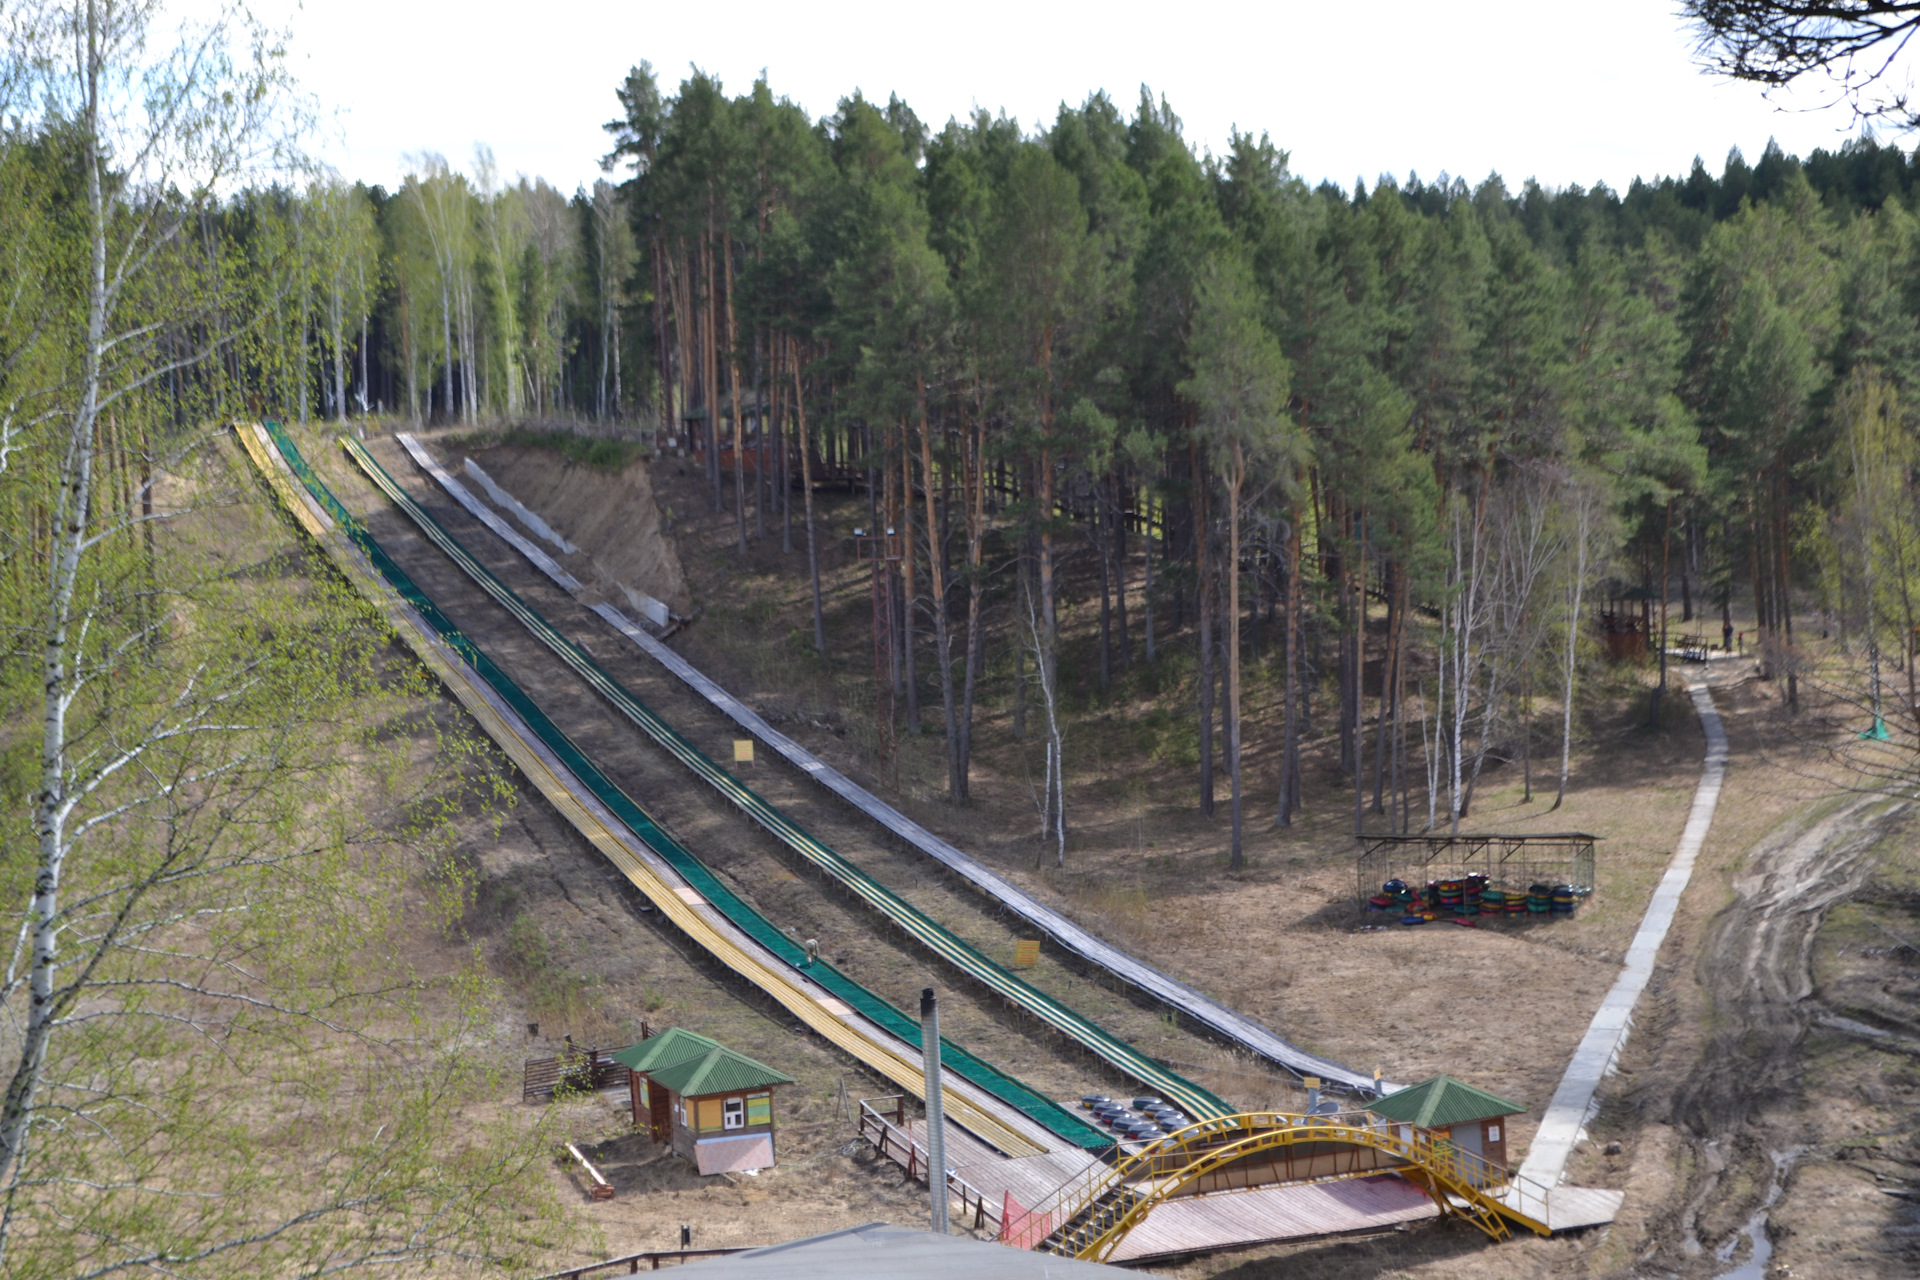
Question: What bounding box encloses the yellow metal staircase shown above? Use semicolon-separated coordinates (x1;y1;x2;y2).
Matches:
1027;1111;1553;1262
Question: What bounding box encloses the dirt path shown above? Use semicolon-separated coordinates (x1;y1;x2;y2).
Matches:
1654;789;1913;1275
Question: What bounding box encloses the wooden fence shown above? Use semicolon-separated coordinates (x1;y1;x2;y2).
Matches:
523;1037;632;1103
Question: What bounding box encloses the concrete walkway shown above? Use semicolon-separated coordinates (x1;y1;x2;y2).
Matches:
1518;679;1730;1186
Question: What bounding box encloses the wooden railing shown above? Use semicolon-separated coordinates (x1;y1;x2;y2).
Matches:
524;1028;647;1102
855;1096;999;1231
523;1043;629;1103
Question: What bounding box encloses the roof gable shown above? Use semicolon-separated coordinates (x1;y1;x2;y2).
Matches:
612;1027;720;1074
1365;1074;1525;1128
650;1044;794;1097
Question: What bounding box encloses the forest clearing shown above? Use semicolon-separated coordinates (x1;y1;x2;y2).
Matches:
7;1;1920;1277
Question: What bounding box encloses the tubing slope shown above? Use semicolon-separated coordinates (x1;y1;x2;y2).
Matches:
253;421;1108;1150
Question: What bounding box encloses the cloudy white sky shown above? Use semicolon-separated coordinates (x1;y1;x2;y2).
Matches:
254;0;1906;194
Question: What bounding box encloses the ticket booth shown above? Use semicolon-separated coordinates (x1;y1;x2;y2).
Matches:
1365;1073;1525;1177
614;1029;794;1176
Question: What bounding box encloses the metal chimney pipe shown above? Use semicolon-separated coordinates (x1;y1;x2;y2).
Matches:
920;987;948;1235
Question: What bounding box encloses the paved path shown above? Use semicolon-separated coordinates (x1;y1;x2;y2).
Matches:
1518;678;1729;1186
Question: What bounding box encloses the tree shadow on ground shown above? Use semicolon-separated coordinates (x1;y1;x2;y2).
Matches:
1184;1217;1495;1279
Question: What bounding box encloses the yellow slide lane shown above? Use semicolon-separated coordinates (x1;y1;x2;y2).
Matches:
235;423;1045;1159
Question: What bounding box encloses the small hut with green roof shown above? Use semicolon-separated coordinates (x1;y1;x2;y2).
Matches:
1365;1074;1525;1173
614;1029;794;1175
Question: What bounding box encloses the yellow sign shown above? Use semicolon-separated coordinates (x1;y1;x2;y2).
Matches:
1013;939;1041;968
733;740;755;764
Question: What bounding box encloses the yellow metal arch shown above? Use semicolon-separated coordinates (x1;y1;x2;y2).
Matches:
1038;1112;1551;1261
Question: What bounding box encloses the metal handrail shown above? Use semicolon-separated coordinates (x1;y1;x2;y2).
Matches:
855;1097;999;1230
530;1247;753;1277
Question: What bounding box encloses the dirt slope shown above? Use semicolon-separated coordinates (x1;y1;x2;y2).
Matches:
428;432;690;615
1652;792;1920;1277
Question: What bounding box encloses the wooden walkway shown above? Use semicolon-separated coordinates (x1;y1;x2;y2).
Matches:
1107;1176;1439;1262
875;1108;1472;1262
396;433;1378;1098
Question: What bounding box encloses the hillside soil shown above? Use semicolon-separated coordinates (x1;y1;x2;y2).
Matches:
327;425;1920;1276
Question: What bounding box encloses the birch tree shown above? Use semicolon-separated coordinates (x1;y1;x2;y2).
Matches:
1554;473;1603;808
475;145;527;418
591;177;633;421
308;176;376;425
402;154;477;423
0;4;562;1272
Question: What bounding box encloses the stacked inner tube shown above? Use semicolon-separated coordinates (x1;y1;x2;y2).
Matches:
1373;878;1417;917
1380;877;1585;924
1461;874;1486;916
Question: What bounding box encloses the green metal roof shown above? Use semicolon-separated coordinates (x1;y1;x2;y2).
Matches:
648;1044;794;1098
612;1027;720;1074
1365;1074;1525;1128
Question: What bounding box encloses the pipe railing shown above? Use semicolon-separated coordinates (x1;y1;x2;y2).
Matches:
530;1247;752;1277
855;1096;999;1231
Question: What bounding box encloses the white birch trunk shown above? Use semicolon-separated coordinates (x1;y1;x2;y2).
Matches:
3;5;109;1212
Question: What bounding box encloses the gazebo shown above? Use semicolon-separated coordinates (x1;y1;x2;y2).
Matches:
615;1029;794;1176
1366;1074;1525;1174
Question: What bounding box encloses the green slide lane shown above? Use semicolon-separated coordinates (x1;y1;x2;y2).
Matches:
259;422;1109;1149
341;435;1233;1124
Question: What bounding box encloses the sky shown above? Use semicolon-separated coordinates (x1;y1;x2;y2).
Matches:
246;0;1910;195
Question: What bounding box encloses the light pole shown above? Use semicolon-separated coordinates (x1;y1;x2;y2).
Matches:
920;987;948;1235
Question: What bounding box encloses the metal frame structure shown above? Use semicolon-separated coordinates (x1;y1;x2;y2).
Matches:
1026;1110;1552;1261
1354;832;1600;908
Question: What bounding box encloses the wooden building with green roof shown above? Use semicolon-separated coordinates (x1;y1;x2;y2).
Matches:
614;1029;795;1175
1365;1074;1525;1173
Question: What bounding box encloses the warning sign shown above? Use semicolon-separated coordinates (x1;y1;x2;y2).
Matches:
1013;939;1041;968
733;740;755;764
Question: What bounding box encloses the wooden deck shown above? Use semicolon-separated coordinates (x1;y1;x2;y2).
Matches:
1106;1175;1440;1262
1541;1185;1626;1231
878;1110;1621;1259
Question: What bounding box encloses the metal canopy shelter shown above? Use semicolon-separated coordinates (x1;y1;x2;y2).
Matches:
1354;832;1600;908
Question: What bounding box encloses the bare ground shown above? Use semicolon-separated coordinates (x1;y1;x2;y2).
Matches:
322;428;1920;1276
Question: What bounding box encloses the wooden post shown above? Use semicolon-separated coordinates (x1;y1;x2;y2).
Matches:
564;1143;616;1201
